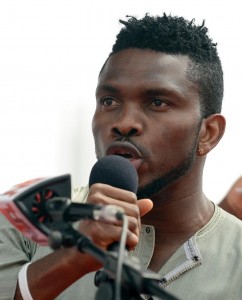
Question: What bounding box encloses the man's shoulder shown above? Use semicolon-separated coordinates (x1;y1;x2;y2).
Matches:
209;205;242;248
197;204;242;250
220;205;242;228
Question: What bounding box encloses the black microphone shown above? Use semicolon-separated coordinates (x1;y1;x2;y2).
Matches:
89;155;138;252
89;155;138;193
62;201;125;223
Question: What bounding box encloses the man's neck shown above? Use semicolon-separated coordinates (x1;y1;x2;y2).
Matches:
141;190;214;239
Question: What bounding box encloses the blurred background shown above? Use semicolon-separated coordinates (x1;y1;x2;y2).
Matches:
0;0;241;204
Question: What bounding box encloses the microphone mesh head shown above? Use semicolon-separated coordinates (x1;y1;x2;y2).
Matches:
89;155;138;193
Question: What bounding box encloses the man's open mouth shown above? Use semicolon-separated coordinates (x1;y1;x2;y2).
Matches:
106;141;142;160
114;152;135;159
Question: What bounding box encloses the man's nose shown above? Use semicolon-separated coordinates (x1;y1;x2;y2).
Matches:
111;108;143;137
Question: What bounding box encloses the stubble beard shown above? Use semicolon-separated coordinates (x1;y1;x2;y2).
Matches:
136;145;197;199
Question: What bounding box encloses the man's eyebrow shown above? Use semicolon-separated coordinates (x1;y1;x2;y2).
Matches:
97;85;176;94
141;87;184;99
142;87;171;95
96;84;119;94
96;84;186;100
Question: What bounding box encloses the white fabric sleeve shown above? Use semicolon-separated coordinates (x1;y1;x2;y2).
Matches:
18;262;34;300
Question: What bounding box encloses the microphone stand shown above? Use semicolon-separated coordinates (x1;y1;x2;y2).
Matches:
48;223;178;300
46;198;179;300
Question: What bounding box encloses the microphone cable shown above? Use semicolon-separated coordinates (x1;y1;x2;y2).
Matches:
114;211;128;300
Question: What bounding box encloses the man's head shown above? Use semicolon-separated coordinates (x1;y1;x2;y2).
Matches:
102;13;223;118
93;14;225;199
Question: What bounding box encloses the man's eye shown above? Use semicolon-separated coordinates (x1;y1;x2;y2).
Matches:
101;97;120;107
101;98;114;106
152;99;166;107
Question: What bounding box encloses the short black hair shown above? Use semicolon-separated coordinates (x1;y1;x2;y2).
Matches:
104;14;224;118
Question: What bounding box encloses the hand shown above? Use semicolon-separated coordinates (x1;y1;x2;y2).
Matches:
78;183;153;250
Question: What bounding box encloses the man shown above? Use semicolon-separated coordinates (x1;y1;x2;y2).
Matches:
1;13;242;300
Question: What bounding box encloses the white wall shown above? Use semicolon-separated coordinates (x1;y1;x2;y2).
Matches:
0;0;241;204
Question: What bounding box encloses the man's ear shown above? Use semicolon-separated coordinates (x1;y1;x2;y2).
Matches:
197;114;226;155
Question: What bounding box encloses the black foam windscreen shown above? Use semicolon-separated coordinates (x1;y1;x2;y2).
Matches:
89;155;138;193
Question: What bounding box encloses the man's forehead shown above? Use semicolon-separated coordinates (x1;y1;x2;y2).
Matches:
100;48;190;77
97;48;191;90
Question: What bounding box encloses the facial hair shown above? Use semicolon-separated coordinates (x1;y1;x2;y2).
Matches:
137;145;197;199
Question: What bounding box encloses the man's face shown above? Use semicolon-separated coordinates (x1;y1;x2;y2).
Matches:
92;48;202;198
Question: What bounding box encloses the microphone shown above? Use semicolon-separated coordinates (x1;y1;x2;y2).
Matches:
89;155;138;193
0;173;127;245
0;155;138;247
89;155;138;252
0;174;71;245
62;201;125;223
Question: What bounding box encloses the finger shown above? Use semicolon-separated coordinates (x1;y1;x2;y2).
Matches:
79;220;139;250
138;199;153;217
88;183;139;217
88;183;137;204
